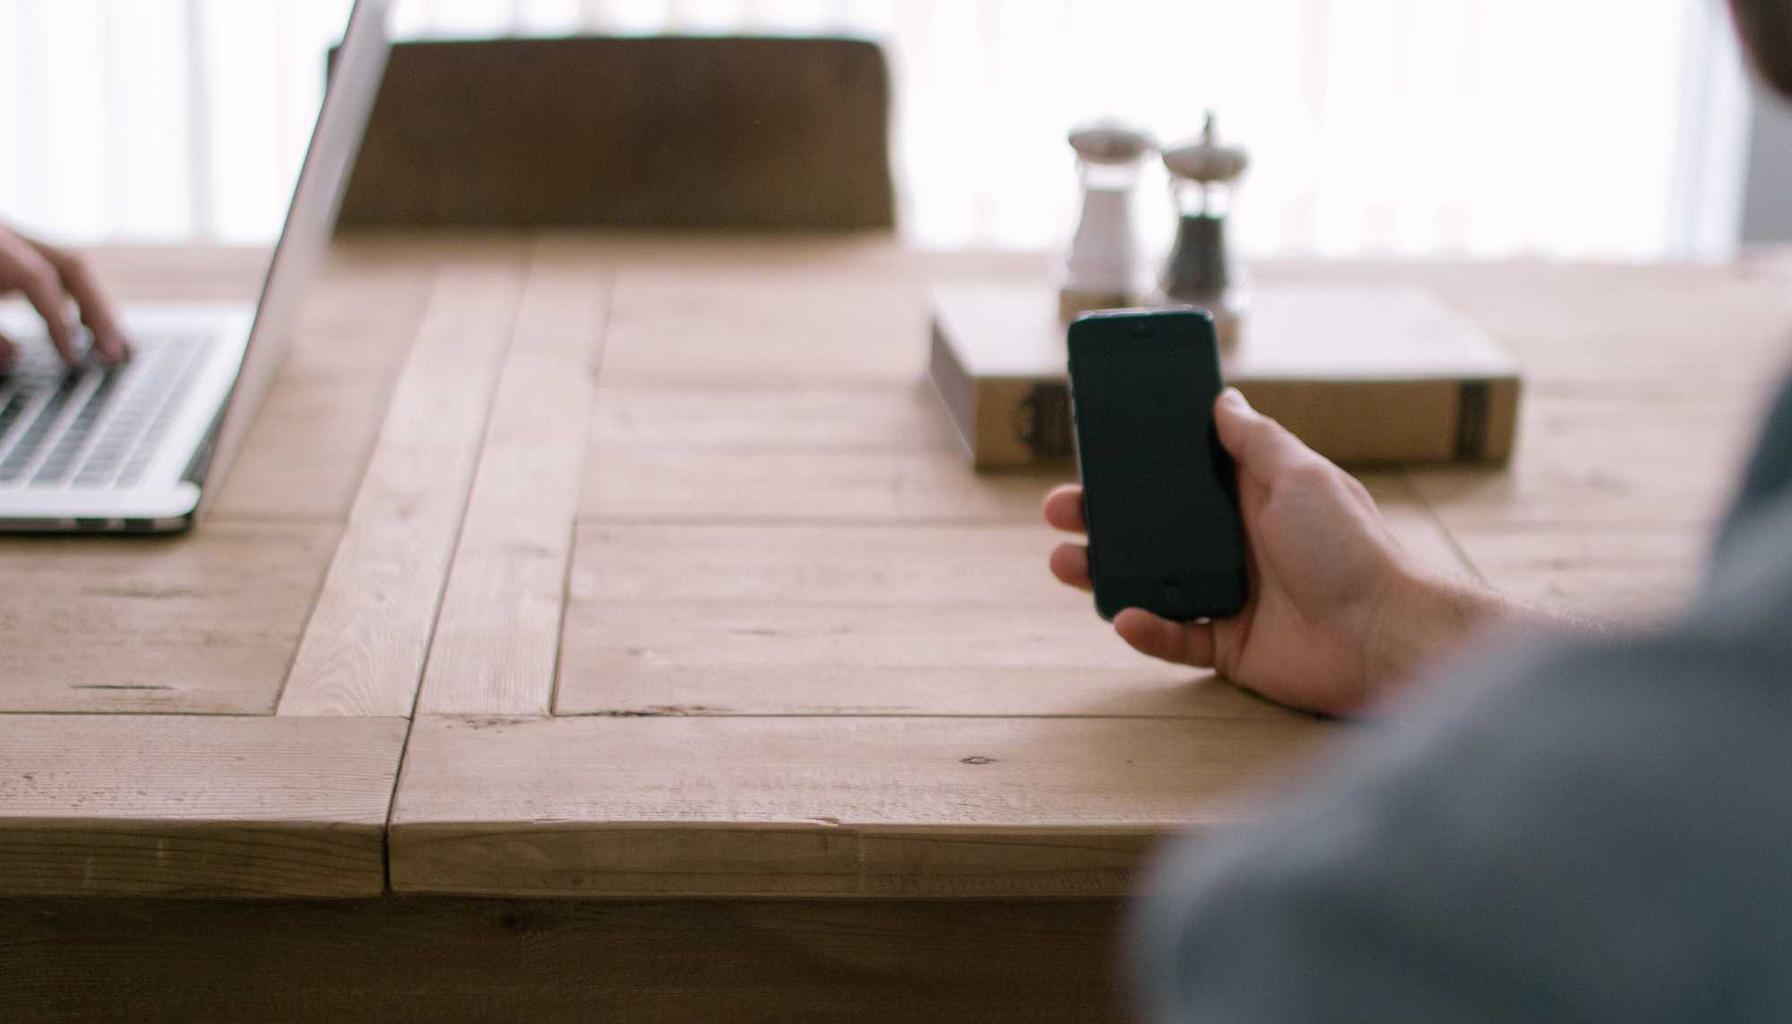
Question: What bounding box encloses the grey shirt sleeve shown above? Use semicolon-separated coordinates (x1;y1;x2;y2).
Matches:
1135;376;1792;1024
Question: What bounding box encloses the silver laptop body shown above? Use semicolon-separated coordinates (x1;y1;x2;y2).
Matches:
0;0;391;533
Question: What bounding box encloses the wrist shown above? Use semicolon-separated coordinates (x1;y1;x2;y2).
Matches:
1363;564;1505;707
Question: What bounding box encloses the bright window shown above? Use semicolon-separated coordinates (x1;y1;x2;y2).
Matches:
0;0;1750;259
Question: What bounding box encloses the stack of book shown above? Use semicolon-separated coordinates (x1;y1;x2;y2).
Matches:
928;284;1521;470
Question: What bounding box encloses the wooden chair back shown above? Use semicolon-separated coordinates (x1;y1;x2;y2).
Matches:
333;36;895;231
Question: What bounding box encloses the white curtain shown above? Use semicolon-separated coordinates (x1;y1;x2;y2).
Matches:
0;0;1740;259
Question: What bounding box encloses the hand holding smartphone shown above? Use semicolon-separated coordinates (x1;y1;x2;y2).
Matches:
1067;307;1247;621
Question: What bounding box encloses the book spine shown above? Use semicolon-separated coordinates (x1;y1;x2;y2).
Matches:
956;377;1519;469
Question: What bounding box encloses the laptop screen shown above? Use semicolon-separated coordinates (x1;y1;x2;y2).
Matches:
198;0;392;509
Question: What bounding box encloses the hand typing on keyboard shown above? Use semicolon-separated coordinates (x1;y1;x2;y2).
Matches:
0;222;131;372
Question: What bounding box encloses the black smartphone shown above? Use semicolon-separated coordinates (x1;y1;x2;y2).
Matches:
1067;307;1247;622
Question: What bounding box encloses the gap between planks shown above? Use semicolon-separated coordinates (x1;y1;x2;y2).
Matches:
277;245;530;717
414;247;610;715
388;713;1328;898
0;715;406;898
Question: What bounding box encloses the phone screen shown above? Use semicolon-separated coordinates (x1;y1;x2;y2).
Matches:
1067;308;1246;621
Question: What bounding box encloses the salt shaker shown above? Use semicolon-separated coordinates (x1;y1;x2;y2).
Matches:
1157;112;1249;352
1060;118;1155;322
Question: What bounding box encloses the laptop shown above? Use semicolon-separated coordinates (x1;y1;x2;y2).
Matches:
0;0;391;533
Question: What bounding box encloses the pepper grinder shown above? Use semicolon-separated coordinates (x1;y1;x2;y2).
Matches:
1059;118;1155;323
1157;112;1249;352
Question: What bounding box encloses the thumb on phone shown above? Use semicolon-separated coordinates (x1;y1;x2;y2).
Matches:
1214;387;1323;488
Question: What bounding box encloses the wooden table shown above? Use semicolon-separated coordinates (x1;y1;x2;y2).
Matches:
4;235;1789;1020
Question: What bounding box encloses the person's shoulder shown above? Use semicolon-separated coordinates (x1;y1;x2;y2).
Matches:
1702;475;1792;651
1716;372;1792;554
1135;615;1792;1023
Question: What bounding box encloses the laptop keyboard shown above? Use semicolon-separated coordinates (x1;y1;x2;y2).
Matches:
0;333;213;490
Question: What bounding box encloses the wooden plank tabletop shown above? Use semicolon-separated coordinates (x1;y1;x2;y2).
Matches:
2;235;1788;901
0;243;424;896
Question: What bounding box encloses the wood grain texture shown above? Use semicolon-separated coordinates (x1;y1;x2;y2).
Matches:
0;524;337;714
1365;473;1477;580
559;601;1275;719
596;272;928;387
389;714;1326;897
0;716;405;897
16;243;1780;932
1410;392;1769;531
279;252;527;717
418;248;607;715
554;509;1461;718
580;448;1059;523
1414;262;1792;390
569;524;1089;609
337;37;895;231
1444;526;1707;620
588;383;959;453
0;896;1126;1024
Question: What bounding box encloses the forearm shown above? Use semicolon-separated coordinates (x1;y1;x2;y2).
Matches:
1365;567;1591;706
